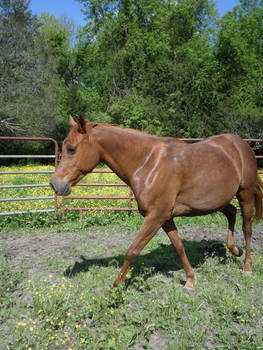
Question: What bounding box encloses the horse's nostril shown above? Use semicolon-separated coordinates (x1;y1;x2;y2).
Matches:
63;184;68;196
49;178;71;196
63;183;71;196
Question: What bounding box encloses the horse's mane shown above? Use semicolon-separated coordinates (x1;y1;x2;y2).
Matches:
88;122;158;139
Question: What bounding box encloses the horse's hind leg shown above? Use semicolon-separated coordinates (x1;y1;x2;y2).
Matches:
237;189;254;273
220;203;243;257
162;219;195;290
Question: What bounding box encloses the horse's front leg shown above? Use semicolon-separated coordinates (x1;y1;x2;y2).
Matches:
113;214;163;286
162;219;196;290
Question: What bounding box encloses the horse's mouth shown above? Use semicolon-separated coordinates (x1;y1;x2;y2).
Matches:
49;179;72;196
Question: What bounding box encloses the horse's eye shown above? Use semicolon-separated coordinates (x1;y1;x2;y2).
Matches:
67;146;76;154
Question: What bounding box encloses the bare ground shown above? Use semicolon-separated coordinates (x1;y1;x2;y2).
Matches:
1;223;263;279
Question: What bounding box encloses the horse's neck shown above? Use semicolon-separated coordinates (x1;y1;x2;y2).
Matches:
95;126;156;185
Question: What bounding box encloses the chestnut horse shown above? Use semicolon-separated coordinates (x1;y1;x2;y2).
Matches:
50;114;263;290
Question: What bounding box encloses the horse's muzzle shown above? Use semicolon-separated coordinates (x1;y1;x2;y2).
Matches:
49;178;71;196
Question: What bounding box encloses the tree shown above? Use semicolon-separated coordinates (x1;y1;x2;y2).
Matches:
215;0;263;139
76;0;219;136
0;0;61;139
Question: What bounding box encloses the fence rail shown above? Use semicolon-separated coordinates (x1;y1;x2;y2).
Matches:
0;196;55;202
0;171;55;175
0;155;56;158
0;184;51;189
0;209;55;216
0;136;263;218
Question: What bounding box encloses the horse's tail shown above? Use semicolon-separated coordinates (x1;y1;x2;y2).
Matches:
254;175;263;222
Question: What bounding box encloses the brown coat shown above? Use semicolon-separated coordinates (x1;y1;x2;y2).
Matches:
50;115;263;290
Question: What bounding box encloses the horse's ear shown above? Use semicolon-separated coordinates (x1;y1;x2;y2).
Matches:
69;115;76;127
77;114;87;134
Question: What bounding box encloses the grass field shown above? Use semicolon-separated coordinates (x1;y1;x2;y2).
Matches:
1;164;263;349
1;221;263;350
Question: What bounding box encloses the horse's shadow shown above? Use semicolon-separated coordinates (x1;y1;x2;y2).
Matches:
64;239;234;286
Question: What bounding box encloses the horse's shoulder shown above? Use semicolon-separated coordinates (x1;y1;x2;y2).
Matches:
156;138;187;162
159;137;186;152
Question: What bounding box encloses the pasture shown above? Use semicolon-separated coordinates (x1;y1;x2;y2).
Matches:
1;164;263;349
1;221;263;350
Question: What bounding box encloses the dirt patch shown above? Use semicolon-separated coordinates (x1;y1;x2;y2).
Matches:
180;223;263;246
1;223;262;279
0;227;137;277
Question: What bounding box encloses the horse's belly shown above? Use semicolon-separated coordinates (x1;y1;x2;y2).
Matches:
175;179;238;214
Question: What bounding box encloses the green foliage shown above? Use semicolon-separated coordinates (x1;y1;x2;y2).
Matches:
108;92;162;133
74;0;263;140
215;0;263;138
1;0;263;156
0;0;61;139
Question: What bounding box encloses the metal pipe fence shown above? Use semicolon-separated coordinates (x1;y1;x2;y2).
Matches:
61;169;136;218
0;137;58;216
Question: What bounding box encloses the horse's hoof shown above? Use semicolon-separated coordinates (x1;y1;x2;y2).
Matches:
236;247;243;257
183;280;195;294
242;270;252;275
183;286;195;295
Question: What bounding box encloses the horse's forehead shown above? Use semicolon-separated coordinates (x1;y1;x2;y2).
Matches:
66;128;83;144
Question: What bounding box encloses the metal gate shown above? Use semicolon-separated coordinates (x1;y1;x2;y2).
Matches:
62;169;136;219
0;137;58;216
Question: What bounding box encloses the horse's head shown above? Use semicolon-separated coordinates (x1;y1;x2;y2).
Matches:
50;114;99;196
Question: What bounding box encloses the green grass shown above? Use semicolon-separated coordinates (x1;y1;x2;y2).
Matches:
0;208;245;234
1;220;263;350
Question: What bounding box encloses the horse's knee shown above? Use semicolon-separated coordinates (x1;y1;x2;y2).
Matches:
125;248;138;263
